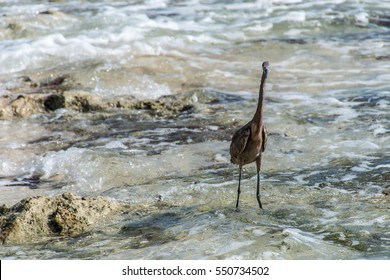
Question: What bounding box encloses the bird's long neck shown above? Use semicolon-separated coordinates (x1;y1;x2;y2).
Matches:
252;71;267;126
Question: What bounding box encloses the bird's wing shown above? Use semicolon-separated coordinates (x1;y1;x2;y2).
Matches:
261;125;267;152
230;125;251;155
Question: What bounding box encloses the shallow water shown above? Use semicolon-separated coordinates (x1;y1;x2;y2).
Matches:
0;0;389;259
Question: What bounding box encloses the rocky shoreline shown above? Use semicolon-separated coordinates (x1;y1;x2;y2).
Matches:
0;74;234;246
0;74;197;120
0;192;122;244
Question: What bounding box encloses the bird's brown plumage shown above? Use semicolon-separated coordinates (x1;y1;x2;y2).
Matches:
229;61;269;209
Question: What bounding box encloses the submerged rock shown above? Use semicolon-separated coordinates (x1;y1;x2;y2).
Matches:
0;192;121;244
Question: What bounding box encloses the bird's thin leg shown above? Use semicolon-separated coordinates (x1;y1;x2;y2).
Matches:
256;155;263;209
236;165;242;209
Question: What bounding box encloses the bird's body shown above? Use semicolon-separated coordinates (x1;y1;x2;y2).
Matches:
230;121;267;166
230;61;269;210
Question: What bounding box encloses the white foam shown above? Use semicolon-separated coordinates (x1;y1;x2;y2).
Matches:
115;75;172;99
372;124;387;136
283;228;322;245
0;150;37;177
0;21;148;74
375;164;390;169
345;214;389;226
252;229;267;236
334;107;359;122
351;161;372;172
340;174;357;181
31;147;105;191
318;209;338;224
284;29;302;36
0;121;48;177
104;141;128;149
244;22;274;34
338;140;379;150
355;12;369;24
207;125;219;131
213;153;229;163
274;11;306;23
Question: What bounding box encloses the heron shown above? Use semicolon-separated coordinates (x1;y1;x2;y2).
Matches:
230;61;269;210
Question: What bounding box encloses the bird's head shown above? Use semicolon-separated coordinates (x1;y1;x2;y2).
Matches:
262;61;269;79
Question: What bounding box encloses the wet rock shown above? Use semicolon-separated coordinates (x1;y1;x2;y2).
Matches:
129;93;196;117
1;82;198;120
44;93;66;111
1;74;225;120
63;90;104;112
0;93;49;119
39;75;71;89
61;90;196;116
0;75;76;119
0;192;121;244
6;74;73;95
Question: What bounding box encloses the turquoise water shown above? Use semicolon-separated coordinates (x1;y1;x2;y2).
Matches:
0;0;389;259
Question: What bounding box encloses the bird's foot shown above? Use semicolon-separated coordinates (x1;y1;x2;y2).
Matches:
257;194;263;210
